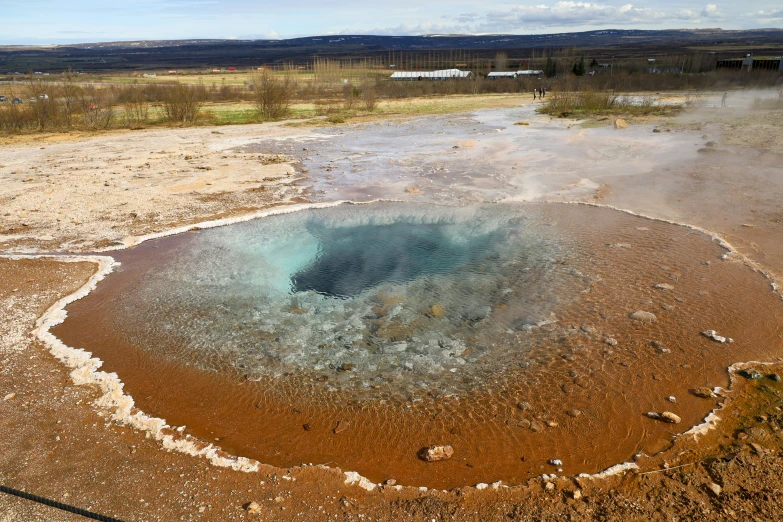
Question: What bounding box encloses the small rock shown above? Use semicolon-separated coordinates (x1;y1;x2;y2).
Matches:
517;401;532;411
572;489;582;500
614;119;628;129
545;482;555;491
517;419;532;429
707;483;721;497
750;442;765;455
549;459;563;466
739;369;763;380
651;340;670;353
419;445;454;462
566;409;582;417
580;324;597;335
702;330;733;343
692;387;717;399
546;421;559;428
530;420;544;432
383;478;397;486
667;396;677;403
302;423;312;431
630;310;657;323
768;373;781;382
429;304;446;318
647;411;681;424
337;363;354;372
654;283;675;291
405;187;421;194
604;337;618;346
244;501;262;514
333;421;348;434
3;393;16;401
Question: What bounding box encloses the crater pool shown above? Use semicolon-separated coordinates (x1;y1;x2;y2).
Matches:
53;202;783;488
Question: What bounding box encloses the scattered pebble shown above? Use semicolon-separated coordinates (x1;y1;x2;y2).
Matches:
647;411;681;424
604;337;618;346
768;373;781;382
701;330;733;343
707;483;721;497
692;387;717;399
654;283;675;291
667;396;677;403
630;310;657;323
419;445;454;462
738;369;763;380
549;459;563;466
3;393;16;401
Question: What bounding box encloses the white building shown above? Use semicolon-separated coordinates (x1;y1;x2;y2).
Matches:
390;69;472;81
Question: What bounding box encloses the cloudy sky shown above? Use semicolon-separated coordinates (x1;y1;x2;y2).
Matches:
0;0;781;44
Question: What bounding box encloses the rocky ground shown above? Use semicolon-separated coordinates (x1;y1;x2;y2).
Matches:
2;97;783;520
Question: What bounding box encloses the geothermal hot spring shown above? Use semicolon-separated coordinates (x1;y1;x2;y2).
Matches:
53;202;783;489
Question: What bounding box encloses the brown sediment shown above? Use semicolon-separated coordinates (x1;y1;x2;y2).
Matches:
49;203;783;490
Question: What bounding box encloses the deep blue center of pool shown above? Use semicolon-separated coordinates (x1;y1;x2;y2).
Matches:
291;222;498;298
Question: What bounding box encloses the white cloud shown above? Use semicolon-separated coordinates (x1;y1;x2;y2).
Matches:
343;2;743;35
700;4;723;19
484;2;668;28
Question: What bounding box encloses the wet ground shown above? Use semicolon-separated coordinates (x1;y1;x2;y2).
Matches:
52;202;783;489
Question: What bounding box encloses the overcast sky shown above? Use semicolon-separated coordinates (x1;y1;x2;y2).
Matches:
0;0;781;45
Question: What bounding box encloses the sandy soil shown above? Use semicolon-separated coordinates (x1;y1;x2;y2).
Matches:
0;122;320;253
3;95;783;520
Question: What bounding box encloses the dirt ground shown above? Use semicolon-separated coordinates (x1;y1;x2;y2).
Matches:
2;96;783;521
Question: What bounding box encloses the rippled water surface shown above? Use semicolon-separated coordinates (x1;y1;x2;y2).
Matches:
54;202;783;488
104;203;588;398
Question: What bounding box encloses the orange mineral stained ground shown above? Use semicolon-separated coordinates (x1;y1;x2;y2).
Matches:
52;203;783;489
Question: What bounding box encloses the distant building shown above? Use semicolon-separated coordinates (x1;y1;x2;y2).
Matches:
517;70;544;76
716;56;783;72
390;69;472;81
487;72;518;79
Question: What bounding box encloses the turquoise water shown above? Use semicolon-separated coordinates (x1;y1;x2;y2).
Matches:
111;203;589;397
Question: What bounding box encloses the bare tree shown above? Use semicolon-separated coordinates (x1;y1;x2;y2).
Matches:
360;79;377;112
249;70;294;120
161;83;203;123
495;52;509;72
80;86;115;130
120;83;149;126
59;68;83;129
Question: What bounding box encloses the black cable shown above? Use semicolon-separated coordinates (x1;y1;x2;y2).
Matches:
0;485;125;522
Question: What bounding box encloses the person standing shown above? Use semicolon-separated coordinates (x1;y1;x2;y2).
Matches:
721;92;727;108
542;87;546;98
533;89;537;100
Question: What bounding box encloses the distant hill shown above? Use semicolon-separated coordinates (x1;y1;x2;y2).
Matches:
1;29;782;72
